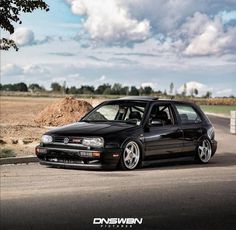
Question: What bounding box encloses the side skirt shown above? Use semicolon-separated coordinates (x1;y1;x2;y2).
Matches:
142;156;195;167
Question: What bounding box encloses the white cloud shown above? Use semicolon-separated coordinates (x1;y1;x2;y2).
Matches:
10;27;53;47
66;1;236;56
2;64;23;76
99;75;106;82
10;28;35;46
2;64;50;77
68;0;150;46
216;88;233;96
179;81;211;96
181;12;236;56
23;64;50;75
124;0;236;34
125;0;198;33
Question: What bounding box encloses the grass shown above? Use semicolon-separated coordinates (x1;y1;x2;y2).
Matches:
200;105;236;116
0;148;16;158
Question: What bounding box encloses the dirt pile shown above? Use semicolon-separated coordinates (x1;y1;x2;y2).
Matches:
34;97;93;126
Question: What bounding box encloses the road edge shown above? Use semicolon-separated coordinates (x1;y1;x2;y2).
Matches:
0;155;38;165
205;112;230;119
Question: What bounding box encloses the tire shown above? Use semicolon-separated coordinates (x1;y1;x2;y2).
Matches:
195;137;212;164
119;141;141;170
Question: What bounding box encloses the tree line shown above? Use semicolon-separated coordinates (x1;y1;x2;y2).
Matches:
0;82;154;96
0;81;221;98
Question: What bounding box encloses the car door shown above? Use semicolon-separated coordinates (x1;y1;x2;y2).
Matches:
173;103;204;154
143;103;184;160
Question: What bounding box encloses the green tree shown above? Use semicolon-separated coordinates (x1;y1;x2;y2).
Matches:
140;86;153;95
78;85;94;94
111;83;122;95
129;86;139;96
103;87;111;95
51;82;61;92
169;82;174;95
69;86;78;94
120;86;129;95
182;83;187;97
1;84;13;91
62;81;66;94
15;82;28;91
204;91;212;98
95;84;111;94
0;0;49;51
29;83;45;92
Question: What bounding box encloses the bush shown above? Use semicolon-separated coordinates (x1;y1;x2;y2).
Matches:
0;148;16;158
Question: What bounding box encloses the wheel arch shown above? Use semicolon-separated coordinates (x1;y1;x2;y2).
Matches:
120;137;145;161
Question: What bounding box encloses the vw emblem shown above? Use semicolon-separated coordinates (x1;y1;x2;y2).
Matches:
64;137;69;144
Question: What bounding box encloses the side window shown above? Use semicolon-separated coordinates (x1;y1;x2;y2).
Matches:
175;104;202;124
123;106;145;121
149;104;174;126
89;104;119;120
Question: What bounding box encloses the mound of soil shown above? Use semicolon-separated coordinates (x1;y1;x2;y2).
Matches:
34;97;93;126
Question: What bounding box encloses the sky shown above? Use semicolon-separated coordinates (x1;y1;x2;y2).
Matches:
1;0;236;96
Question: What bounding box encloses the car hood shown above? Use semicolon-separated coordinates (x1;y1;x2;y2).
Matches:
46;121;138;136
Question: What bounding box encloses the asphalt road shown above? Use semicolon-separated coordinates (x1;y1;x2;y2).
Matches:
1;116;236;230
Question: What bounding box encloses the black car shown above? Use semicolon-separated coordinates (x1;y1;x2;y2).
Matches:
36;96;217;170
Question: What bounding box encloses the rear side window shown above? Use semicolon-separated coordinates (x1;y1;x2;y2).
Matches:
175;104;202;124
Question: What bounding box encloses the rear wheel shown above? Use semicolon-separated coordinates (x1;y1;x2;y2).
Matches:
120;141;141;170
196;138;212;163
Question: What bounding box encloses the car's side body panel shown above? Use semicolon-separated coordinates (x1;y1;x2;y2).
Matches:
143;125;184;159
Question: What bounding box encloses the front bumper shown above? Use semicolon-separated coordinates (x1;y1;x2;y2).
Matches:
35;146;121;170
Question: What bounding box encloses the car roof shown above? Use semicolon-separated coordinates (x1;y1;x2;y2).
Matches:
117;96;159;101
110;96;196;105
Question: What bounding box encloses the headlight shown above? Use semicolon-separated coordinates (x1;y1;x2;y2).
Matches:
41;135;53;144
82;137;104;147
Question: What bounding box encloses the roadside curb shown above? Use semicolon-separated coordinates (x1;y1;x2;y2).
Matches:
0;156;38;165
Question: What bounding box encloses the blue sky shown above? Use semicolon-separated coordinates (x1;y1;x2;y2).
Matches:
1;0;236;96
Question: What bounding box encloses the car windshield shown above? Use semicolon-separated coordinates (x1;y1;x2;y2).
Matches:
82;101;147;125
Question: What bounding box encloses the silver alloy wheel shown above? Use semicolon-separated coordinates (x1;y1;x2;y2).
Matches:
123;141;140;169
198;139;212;163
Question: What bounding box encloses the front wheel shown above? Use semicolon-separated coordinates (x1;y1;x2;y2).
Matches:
120;141;141;170
195;138;212;163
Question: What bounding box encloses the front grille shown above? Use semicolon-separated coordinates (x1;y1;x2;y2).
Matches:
53;136;83;144
53;136;65;142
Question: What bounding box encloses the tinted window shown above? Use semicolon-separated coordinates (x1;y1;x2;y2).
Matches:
149;104;174;126
82;101;147;125
175;104;202;124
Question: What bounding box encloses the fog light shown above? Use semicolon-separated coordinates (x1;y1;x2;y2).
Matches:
36;147;47;154
80;151;101;158
92;152;101;158
80;151;92;157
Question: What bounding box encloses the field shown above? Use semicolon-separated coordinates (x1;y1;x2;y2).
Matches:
0;96;103;157
200;105;236;117
0;96;235;157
